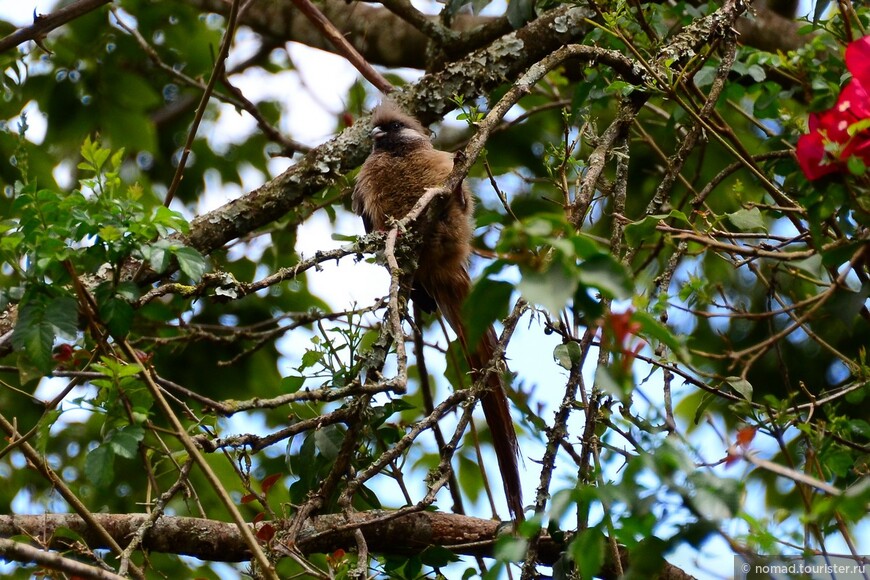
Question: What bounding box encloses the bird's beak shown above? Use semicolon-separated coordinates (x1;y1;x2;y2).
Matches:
371;127;385;138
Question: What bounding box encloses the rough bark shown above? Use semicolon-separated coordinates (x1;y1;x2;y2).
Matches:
0;510;696;579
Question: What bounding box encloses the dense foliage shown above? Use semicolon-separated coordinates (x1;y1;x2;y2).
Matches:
1;0;869;578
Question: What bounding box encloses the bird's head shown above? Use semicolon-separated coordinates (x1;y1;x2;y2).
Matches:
369;102;431;154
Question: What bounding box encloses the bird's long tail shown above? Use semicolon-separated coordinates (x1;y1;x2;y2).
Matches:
428;270;523;519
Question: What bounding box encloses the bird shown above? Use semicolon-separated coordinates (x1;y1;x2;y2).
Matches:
352;101;523;519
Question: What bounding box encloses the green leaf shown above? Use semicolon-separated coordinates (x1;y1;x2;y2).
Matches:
631;310;689;361
464;279;514;350
791;254;823;277
518;266;576;315
506;0;534;28
314;425;343;461
569;528;605;580
822;448;854;478
847;155;867;176
35;409;62;456
98;224;122;242
693;66;717;88
173;246;207;281
85;445;115;487
725;376;753;401
553;341;582;370
746;64;766;82
107;425;145;459
420;545;460;568
689;472;740;520
46;296;79;339
11;296;78;371
281;376;306;393
727;207;766;232
625;537;667;580
693;391;717;425
577;254;632;300
624;212;688;248
143;242;171;273
299;349;324;370
494;536;529;562
99;296;134;338
813;0;832;23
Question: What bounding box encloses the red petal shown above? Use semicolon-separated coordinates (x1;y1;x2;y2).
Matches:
736;426;757;447
836;79;870;119
796;132;839;180
816;108;851;144
845;36;870;81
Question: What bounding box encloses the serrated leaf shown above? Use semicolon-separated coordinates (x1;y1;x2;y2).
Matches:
99;296;134;338
85;445;115;487
144;243;170;273
107;425;145;459
12;299;61;371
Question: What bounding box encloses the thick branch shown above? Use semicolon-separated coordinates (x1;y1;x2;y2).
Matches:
181;4;595;259
184;0;508;68
0;511;695;579
184;0;804;69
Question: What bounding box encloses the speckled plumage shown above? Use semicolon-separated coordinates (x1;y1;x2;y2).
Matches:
353;102;523;518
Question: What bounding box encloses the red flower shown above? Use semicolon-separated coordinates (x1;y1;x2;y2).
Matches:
796;123;839;180
845;35;870;81
797;35;870;180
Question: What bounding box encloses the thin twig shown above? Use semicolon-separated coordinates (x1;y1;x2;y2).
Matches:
290;0;394;94
0;538;126;580
163;0;242;207
0;0;111;54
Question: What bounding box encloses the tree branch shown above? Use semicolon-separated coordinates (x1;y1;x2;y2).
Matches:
0;511;696;579
0;0;111;54
0;538;126;580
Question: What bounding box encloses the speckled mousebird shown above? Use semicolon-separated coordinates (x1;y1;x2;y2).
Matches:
352;102;522;518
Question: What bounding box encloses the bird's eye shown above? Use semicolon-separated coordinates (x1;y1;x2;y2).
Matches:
387;121;404;131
